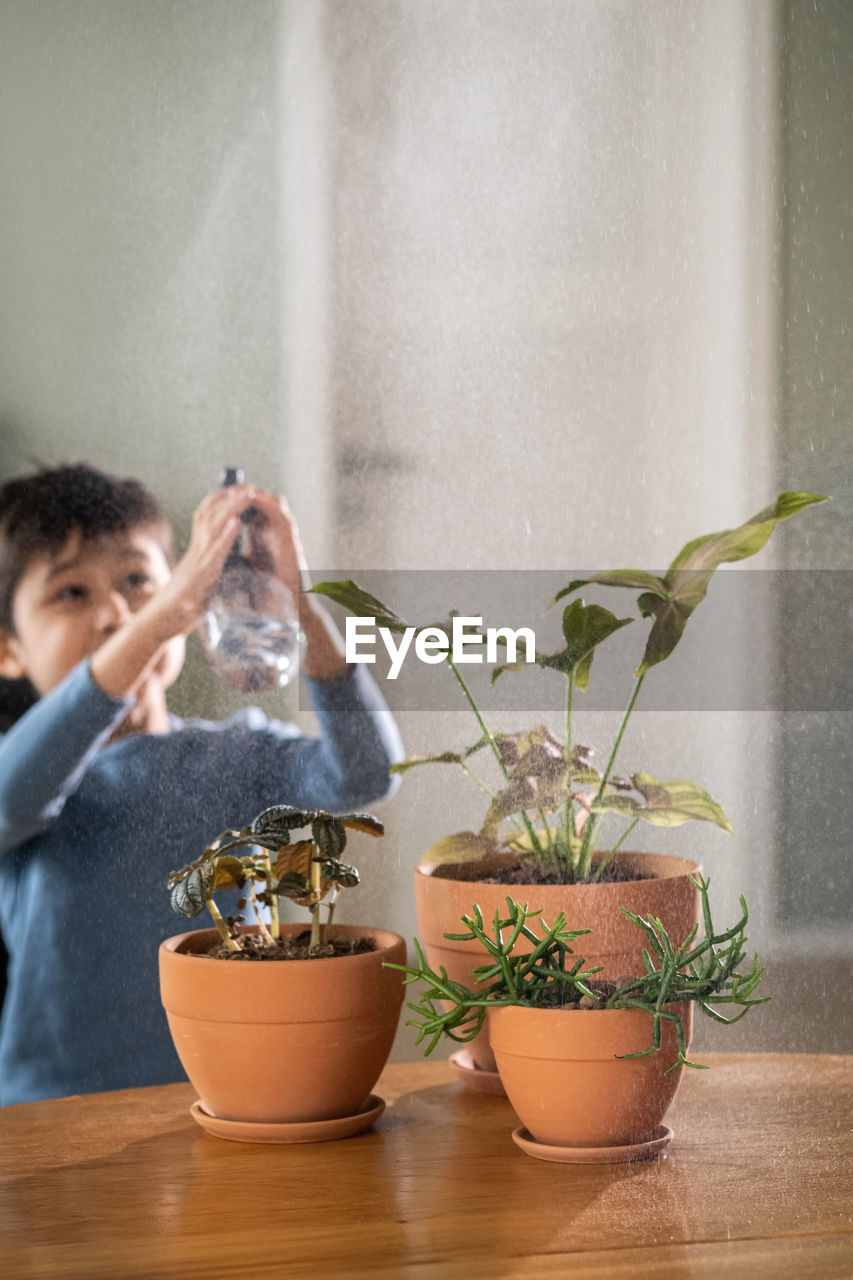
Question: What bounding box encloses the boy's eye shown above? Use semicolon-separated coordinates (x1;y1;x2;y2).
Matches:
124;571;153;593
54;584;87;603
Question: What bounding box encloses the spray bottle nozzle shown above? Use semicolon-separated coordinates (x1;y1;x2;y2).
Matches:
219;466;257;523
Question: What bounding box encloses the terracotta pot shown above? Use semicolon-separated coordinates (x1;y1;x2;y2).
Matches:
414;850;700;1075
159;923;406;1124
488;1002;694;1148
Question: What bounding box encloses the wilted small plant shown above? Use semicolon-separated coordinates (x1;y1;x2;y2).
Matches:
167;805;384;952
389;875;768;1072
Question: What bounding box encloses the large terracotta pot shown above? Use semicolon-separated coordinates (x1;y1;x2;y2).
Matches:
488;1002;693;1149
159;923;405;1124
414;850;700;1077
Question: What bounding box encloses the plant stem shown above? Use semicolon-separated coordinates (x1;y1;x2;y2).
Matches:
458;761;499;803
577;673;646;878
592;817;640;882
326;885;340;932
206;896;241;951
446;657;545;862
562;671;577;852
262;851;280;940
310;844;323;947
456;761;528;838
536;809;555;853
249;878;276;947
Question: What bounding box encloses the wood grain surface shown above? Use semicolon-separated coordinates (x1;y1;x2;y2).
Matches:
1;1054;851;1279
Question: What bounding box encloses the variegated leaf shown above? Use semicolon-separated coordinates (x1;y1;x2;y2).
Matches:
419;830;500;865
317;858;360;889
274;840;314;882
170;863;212;918
592;773;732;833
211;856;246;892
338;813;385;837
274;872;313;902
313;818;347;859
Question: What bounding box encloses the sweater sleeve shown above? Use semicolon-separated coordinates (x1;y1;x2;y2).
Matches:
281;663;404;813
0;660;132;856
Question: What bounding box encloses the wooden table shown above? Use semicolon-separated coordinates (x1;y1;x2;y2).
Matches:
1;1054;851;1279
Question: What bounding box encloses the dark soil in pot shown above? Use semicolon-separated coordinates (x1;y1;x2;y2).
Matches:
432;855;654;887
199;933;377;961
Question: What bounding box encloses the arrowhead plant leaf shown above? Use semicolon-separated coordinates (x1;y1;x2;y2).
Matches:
390;736;491;776
591;774;732;833
493;600;632;687
553;570;669;606
309;580;410;635
552;492;827;674
418;830;500;865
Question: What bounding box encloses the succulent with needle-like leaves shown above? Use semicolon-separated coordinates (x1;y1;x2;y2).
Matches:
312;492;826;882
167;805;384;951
389;875;768;1072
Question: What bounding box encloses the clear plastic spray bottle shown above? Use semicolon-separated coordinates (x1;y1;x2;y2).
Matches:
200;467;304;691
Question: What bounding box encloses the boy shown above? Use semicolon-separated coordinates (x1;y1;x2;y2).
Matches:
0;464;402;1104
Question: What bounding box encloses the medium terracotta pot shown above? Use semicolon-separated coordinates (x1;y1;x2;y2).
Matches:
414;850;701;1076
488;1002;694;1148
159;923;406;1124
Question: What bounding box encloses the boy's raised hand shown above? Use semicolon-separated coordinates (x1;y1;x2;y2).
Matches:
158;485;257;635
88;484;256;708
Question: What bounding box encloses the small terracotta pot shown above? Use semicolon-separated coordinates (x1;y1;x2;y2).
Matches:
159;923;405;1124
414;850;700;1075
488;1002;694;1147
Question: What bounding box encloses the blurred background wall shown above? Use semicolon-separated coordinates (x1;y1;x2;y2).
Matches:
0;0;849;1057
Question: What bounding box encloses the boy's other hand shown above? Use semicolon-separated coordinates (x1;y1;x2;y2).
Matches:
244;491;309;604
245;491;349;679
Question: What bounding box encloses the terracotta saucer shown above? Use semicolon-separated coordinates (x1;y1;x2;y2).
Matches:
449;1049;507;1096
511;1123;674;1164
190;1095;386;1144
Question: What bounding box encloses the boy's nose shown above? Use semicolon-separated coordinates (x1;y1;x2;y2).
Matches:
97;591;133;634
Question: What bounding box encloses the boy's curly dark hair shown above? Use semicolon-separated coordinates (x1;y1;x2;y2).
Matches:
0;463;173;633
0;464;173;729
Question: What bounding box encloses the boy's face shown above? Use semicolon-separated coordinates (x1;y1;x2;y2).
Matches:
0;527;184;696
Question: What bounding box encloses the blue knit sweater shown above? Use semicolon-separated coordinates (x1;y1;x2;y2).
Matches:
0;660;402;1104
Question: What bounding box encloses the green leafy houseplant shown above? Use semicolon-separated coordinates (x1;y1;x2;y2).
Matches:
312;492;826;883
167;804;384;952
392;875;767;1072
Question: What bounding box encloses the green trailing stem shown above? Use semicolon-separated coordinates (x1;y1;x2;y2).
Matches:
387;875;768;1073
